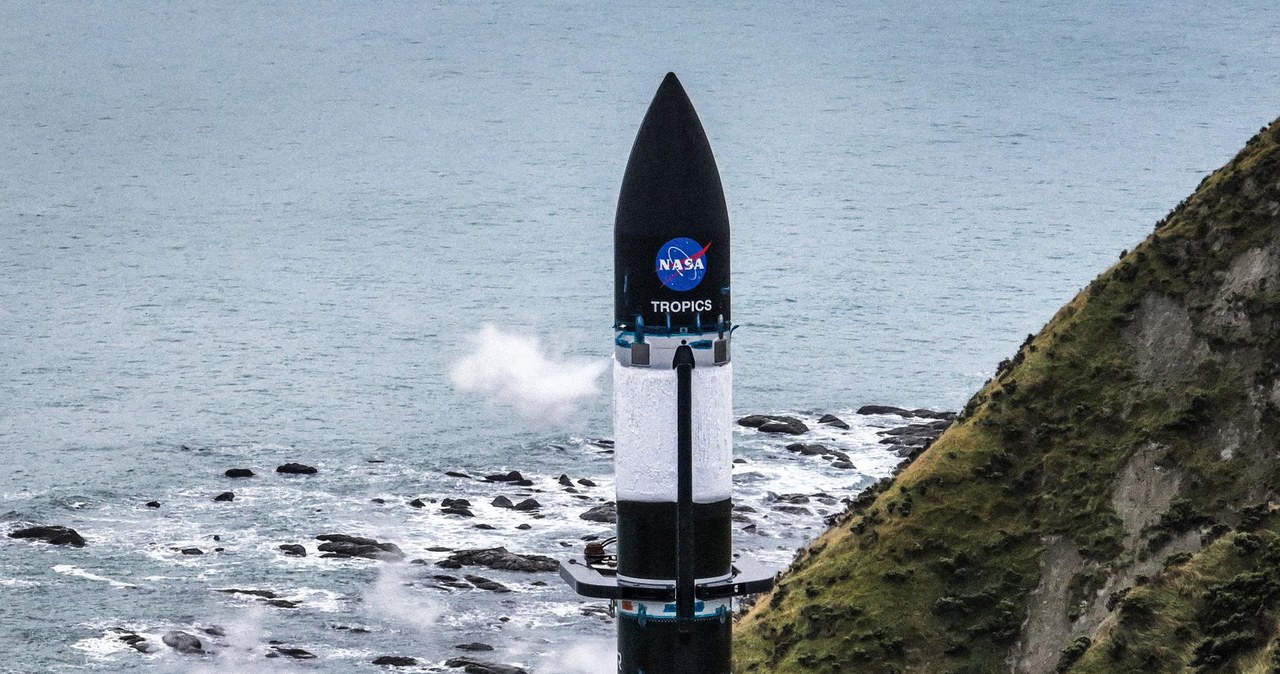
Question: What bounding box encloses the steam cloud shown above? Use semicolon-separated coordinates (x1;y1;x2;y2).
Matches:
451;325;607;425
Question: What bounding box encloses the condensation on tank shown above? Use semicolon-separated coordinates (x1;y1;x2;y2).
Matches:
612;361;733;502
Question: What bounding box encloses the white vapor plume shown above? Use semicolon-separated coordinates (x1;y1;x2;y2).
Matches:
451;324;607;425
363;564;445;632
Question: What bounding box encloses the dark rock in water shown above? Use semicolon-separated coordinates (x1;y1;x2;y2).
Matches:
442;498;472;508
317;534;378;546
579;503;617;523
785;443;827;456
214;491;235;502
911;408;957;420
465;574;512;593
272;646;317;659
739;415;809;434
457;643;495;652
425;546;453;552
161;631;203;654
279;544;306;557
317;539;404;561
225;468;255;478
442;507;475;517
856;404;914;416
437;547;558;573
145;501;162;508
818;414;851;430
373;656;418;666
408;498;426;508
577;478;597;487
180;547;204;555
558;474;573;487
202;625;226;637
491;496;514;509
445;657;529;674
773;504;812;516
371;498;387;504
832;460;856;470
218;588;278;599
267;599;300;609
516;523;532;530
474;523;496;530
8;525;86;547
769;493;810;504
512;498;541;511
759;418;809;435
445;471;471;479
276;463;318;475
484;470;525;483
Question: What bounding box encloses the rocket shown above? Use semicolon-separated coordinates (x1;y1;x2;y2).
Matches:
561;73;772;674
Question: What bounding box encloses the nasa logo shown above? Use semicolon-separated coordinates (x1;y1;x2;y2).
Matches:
655;237;710;291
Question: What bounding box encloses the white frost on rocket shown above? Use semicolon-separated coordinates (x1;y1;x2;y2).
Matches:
450;324;608;425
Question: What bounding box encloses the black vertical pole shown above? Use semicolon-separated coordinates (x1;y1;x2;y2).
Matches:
673;344;697;672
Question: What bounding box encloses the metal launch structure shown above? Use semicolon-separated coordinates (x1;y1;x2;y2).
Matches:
560;73;773;674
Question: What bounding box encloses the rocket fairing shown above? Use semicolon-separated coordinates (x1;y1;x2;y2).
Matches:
561;72;770;674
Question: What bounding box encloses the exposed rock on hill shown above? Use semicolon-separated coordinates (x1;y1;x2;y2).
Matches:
736;118;1280;673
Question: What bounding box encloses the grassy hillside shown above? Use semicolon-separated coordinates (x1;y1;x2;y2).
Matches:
735;117;1280;674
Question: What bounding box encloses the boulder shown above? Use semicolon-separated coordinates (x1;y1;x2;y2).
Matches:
373;656;418;666
161;631;203;654
457;643;495;652
558;474;573;487
758;418;809;435
145;501;162;508
180;547;204;555
224;468;255;478
817;414;851;429
465;574;512;593
279;544;306;557
483;471;525;483
444;657;529;674
276;463;318;475
315;534;404;560
512;498;541;511
491;496;514;509
437;547;558;573
270;646;316;659
856;405;914;416
408;498;426;508
442;507;475;517
911;408;958;420
8;525;86;547
577;478;597;487
785;443;827;456
442;498;472;508
579;503;617;524
214;491;235;502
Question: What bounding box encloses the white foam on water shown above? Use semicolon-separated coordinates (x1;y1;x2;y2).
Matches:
451;324;608;426
0;577;39;588
52;564;139;589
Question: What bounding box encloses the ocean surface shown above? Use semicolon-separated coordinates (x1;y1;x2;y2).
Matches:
2;1;1279;671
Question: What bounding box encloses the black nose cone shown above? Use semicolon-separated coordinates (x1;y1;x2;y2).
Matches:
615;73;731;334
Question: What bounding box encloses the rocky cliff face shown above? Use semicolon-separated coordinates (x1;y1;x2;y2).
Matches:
735;118;1280;674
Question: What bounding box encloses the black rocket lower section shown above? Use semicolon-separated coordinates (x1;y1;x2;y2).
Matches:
619;613;731;674
616;500;732;580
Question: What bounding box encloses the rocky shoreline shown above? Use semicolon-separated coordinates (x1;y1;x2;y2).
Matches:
6;405;950;671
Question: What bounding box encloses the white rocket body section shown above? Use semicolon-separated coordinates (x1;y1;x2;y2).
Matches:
613;361;733;503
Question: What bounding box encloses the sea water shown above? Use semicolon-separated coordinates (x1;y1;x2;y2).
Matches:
2;1;1279;671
